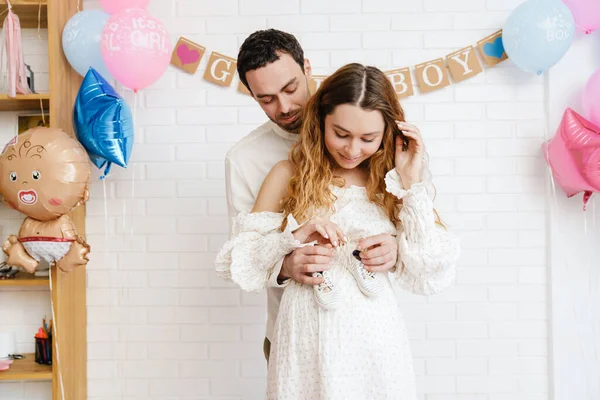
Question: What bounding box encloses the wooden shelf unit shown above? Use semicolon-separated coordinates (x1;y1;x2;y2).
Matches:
0;354;52;381
0;93;49;112
0;0;48;29
0;272;49;286
0;0;86;399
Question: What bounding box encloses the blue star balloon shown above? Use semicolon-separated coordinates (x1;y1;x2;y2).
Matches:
73;67;134;179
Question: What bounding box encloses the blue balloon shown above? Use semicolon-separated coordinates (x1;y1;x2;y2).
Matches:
74;68;134;179
62;10;113;80
503;0;575;74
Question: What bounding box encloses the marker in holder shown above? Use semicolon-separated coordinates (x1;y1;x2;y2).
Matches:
34;321;52;365
34;336;52;365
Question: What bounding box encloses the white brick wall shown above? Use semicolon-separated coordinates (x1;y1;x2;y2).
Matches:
0;0;553;399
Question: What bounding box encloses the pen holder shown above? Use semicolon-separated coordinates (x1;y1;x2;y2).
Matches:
34;336;52;365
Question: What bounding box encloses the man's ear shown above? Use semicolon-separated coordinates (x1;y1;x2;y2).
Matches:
304;58;312;80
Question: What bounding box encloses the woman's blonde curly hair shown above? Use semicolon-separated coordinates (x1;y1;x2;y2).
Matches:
280;63;412;230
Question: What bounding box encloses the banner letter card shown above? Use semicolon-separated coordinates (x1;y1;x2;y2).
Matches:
386;68;414;99
204;52;238;87
477;30;507;67
414;58;450;93
171;37;205;74
446;45;483;82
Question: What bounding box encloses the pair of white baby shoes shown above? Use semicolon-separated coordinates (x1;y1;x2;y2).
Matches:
312;250;383;309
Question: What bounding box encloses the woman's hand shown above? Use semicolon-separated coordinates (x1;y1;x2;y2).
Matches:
394;121;425;190
293;217;346;248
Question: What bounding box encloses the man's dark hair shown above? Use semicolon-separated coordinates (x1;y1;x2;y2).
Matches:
237;29;305;92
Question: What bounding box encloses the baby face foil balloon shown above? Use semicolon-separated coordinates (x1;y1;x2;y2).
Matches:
0;127;91;273
543;108;600;209
0;127;91;220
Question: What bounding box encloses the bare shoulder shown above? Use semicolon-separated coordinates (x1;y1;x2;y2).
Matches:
269;160;294;181
252;160;295;213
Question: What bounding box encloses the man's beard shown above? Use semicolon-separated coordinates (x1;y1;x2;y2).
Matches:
271;78;310;134
274;109;302;133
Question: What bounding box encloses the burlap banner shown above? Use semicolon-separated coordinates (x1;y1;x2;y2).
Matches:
171;30;507;98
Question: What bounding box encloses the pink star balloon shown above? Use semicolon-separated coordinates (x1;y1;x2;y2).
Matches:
543;108;600;210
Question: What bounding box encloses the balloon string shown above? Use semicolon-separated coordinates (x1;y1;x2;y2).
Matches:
39;95;45;125
593;199;598;295
130;92;138;237
37;0;41;39
542;85;560;241
546;151;559;211
121;196;126;233
133;91;137;122
49;268;66;400
120;285;130;399
129;164;135;237
103;178;109;237
593;198;596;232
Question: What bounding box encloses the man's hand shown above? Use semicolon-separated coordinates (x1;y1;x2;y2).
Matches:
357;233;398;272
279;245;334;285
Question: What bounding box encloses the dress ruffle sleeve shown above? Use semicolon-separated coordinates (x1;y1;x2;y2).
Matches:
385;169;460;295
215;212;309;292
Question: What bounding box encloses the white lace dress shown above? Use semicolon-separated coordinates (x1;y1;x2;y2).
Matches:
216;170;460;400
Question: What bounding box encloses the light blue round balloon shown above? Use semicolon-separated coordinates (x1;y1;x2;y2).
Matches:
503;0;575;74
62;10;113;80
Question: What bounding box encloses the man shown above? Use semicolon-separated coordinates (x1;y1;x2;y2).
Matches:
225;29;399;361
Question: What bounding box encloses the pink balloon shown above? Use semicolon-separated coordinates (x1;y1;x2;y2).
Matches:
561;0;600;34
582;69;600;127
99;0;150;14
543;108;600;209
100;9;172;92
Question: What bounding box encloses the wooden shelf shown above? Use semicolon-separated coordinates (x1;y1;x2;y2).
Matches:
0;1;48;29
0;354;52;381
0;272;49;287
0;93;49;112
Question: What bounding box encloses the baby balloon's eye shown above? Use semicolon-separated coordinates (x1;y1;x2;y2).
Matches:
32;170;40;180
9;172;17;182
